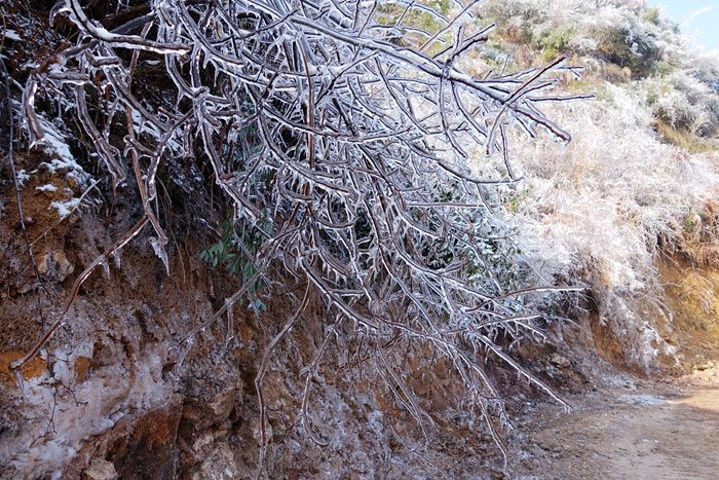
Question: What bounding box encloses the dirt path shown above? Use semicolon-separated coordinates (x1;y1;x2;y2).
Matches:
511;367;719;479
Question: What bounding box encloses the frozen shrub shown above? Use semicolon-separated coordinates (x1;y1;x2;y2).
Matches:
14;0;582;471
595;21;661;78
507;78;719;369
646;71;719;134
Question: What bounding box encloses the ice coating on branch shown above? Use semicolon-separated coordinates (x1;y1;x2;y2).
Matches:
28;0;582;468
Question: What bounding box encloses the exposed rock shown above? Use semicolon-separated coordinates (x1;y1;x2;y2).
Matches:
37;250;74;283
81;458;117;480
108;405;183;479
549;353;571;369
191;442;250;480
0;350;46;385
181;388;241;433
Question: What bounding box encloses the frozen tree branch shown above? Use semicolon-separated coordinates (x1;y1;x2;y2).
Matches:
19;0;582;473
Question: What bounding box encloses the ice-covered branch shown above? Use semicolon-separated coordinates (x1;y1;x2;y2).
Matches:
23;0;579;472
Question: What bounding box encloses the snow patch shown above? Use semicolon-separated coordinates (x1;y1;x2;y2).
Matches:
50;198;81;219
16;169;30;187
35;117;74;166
11;442;77;479
36;184;59;192
1;28;22;41
34;115;91;185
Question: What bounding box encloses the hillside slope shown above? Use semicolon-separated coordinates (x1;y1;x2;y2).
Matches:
474;0;719;373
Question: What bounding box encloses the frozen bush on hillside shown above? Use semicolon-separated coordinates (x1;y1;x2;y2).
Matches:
473;0;719;371
478;0;683;78
646;71;719;134
16;0;582;471
506;81;719;369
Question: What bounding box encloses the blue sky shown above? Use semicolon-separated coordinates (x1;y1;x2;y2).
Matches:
650;0;719;52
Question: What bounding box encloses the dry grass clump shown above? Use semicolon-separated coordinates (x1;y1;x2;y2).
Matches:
469;0;719;372
503;80;719;370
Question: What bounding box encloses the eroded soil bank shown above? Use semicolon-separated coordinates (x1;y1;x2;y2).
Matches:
1;194;718;479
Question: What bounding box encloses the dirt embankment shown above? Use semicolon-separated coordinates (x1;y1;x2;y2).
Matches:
1;161;717;479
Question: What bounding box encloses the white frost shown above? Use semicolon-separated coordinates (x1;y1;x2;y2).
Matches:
35;116;74;166
36;184;59;192
50;198;81;219
16;169;30;187
34;114;91;185
1;28;22;41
